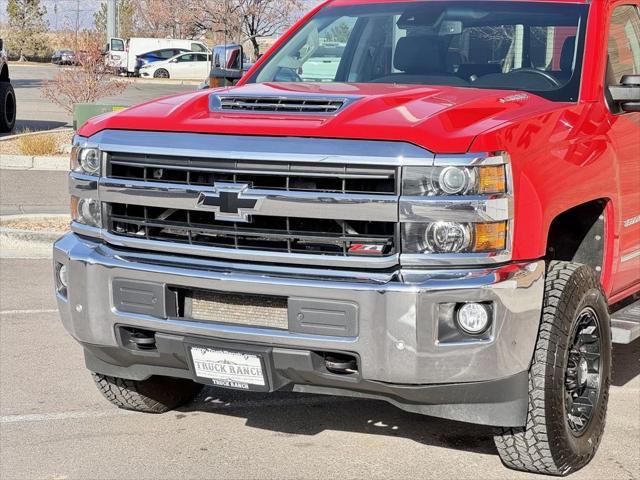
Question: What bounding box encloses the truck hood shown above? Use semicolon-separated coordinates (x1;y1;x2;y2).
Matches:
79;82;566;153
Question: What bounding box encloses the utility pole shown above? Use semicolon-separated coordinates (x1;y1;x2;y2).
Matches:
75;0;80;51
107;0;118;41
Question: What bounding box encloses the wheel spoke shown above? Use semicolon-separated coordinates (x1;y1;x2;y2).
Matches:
564;307;602;435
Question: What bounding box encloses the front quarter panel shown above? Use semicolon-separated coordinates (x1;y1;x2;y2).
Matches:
470;102;619;293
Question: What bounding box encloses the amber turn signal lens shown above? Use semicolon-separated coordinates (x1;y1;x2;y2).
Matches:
478;166;506;194
473;221;507;252
70;195;79;221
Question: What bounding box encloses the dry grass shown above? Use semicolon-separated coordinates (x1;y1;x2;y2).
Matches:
17;131;61;156
0;129;73;156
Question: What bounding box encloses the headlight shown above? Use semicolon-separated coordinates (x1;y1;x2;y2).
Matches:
71;147;101;175
403;221;507;254
403;153;508;196
424;222;471;253
71;196;102;227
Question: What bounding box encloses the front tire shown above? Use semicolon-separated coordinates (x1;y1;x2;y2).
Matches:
92;373;203;413
0;82;16;133
494;261;611;476
153;68;169;79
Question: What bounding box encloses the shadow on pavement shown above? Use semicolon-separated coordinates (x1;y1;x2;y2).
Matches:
9;78;45;89
612;340;640;387
175;340;638;453
5;120;69;136
180;389;497;455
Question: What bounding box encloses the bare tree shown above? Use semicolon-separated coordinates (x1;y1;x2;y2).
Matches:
134;0;207;38
202;0;303;59
242;0;303;58
41;37;127;115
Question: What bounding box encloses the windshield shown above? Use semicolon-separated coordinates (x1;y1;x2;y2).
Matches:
250;1;589;101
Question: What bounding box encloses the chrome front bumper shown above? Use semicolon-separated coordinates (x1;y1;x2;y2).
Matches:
54;233;545;425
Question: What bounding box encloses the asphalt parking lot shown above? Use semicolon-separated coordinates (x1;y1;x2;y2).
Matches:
0;171;639;479
4;63;197;135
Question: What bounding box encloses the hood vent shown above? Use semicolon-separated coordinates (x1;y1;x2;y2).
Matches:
210;93;359;115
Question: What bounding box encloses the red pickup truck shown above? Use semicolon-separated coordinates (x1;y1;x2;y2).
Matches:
55;0;639;475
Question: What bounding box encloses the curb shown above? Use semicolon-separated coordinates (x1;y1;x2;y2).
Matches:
0;226;62;243
0;127;73;143
120;77;202;86
0;154;68;171
7;61;49;67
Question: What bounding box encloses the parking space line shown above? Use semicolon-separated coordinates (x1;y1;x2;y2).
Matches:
0;308;58;315
1;409;131;424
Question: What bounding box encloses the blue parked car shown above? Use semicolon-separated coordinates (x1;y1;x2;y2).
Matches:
134;48;190;75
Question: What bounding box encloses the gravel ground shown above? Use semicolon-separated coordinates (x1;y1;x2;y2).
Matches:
0;215;70;232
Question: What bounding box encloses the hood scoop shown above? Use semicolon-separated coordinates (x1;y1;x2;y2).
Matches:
209;92;360;115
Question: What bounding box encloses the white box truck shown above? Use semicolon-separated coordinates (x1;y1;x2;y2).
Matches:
105;37;209;76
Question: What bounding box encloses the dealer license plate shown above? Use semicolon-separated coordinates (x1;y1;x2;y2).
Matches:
190;347;265;390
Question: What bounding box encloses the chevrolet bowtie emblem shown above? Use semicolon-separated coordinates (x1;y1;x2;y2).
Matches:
196;183;262;222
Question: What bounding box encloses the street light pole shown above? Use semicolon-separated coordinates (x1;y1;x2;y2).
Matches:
107;0;118;41
75;0;80;51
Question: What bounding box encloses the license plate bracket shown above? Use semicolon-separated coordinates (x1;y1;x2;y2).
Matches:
188;345;270;391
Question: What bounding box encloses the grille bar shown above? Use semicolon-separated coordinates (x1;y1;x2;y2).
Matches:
108;203;396;257
109;160;393;179
107;152;397;193
110;215;392;245
99;178;399;222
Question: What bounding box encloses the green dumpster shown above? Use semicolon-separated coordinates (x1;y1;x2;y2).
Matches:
73;104;128;130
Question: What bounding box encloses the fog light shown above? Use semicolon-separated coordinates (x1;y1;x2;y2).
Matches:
457;303;490;334
58;264;68;288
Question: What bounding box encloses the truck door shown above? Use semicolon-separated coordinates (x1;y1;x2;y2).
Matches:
169;53;197;79
606;3;640;294
193;53;211;79
107;37;126;71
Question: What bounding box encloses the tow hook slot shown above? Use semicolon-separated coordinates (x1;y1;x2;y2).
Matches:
324;353;358;375
120;327;157;351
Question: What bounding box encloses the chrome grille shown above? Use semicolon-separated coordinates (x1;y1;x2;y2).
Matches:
87;130;435;269
211;94;357;114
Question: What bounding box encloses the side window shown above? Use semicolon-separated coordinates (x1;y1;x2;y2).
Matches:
191;43;206;53
110;38;125;52
608;5;640;85
177;54;194;62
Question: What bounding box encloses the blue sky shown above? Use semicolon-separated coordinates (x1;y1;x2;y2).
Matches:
1;0;101;30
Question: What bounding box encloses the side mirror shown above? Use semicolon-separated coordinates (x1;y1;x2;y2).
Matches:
609;75;640;112
170;58;178;63
209;44;244;88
